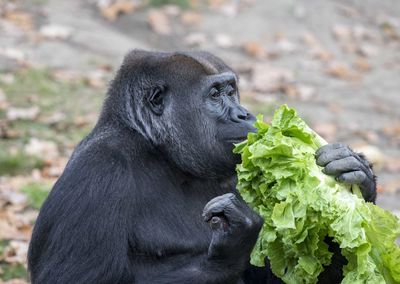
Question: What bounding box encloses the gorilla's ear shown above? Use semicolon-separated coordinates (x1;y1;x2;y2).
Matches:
147;86;166;115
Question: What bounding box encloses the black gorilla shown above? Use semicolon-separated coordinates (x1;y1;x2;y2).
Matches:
28;50;376;284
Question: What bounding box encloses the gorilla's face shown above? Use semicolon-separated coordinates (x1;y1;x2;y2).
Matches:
158;70;256;178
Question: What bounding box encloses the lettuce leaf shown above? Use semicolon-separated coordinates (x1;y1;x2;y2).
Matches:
234;105;400;284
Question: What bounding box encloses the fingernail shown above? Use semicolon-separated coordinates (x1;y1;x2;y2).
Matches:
210;217;221;230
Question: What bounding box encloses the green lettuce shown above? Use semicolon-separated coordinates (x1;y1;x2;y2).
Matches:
234;105;400;284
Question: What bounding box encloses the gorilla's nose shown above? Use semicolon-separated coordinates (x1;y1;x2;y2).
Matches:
231;107;254;123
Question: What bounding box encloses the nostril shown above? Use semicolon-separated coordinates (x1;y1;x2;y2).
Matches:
237;113;247;120
237;112;250;121
231;108;252;123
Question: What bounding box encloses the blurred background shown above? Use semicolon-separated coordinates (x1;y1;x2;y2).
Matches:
0;0;399;282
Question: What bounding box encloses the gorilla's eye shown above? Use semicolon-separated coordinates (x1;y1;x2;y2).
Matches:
209;87;220;98
226;84;236;96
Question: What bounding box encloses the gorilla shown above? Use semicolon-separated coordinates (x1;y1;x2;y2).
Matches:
28;50;377;284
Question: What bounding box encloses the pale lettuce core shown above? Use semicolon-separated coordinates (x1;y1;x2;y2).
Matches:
234;105;400;284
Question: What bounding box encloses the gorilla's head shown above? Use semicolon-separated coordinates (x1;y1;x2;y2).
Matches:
105;50;256;178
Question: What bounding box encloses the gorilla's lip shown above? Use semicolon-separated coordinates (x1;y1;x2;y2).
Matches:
225;137;247;143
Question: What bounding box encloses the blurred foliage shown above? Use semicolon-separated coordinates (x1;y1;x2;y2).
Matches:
149;0;189;8
0;240;27;281
21;183;50;210
0;263;28;281
0;151;44;176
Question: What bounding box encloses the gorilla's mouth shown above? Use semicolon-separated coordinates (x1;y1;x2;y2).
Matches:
225;137;247;144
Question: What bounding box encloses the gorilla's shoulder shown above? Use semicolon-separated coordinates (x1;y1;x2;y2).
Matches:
65;130;132;173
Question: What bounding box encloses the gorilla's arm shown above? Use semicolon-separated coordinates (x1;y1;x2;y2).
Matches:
139;193;263;284
242;143;377;284
28;147;135;284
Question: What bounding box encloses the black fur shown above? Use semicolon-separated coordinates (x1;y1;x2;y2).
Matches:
28;50;376;284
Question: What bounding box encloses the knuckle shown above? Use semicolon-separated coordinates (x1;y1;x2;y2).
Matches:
357;171;367;182
348;156;360;167
335;142;345;148
225;193;235;199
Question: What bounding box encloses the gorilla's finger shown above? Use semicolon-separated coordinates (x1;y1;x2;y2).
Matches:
323;156;360;176
203;193;235;220
336;171;367;184
202;194;245;223
315;143;346;157
316;147;352;167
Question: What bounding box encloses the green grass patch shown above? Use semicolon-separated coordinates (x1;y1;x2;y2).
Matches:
149;0;190;8
0;240;8;256
0;151;44;176
0;263;28;281
21;183;50;210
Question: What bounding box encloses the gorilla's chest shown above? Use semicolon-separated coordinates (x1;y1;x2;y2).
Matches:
132;177;233;257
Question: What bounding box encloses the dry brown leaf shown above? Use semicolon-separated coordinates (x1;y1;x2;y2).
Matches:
3;241;29;264
184;33;207;47
147;9;171;35
251;64;294;93
40;112;66;125
39;24;72;40
51;69;82;84
332;24;351;41
7;107;40;121
99;0;137;21
0;188;27;206
4;10;33;31
180;11;202;26
302;32;320;48
74;113;97;127
0;119;20;139
84;70;107;89
241;42;268;59
42;157;68;178
0;48;26;62
214;33;233;48
353;57;371;72
0;211;27;240
283;84;316;101
357;44;379;57
302;32;332;61
326;62;359;81
24;138;59;161
352;25;376;41
207;0;227;8
309;47;332;61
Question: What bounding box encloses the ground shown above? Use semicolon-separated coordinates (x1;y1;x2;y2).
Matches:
0;0;399;282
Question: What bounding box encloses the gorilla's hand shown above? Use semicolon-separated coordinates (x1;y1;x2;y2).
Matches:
203;193;263;262
316;143;377;202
